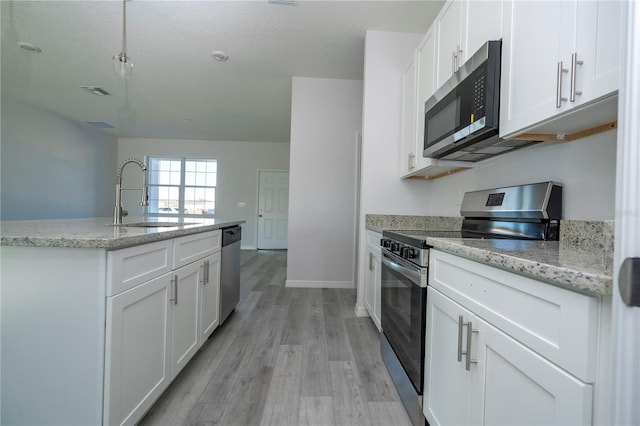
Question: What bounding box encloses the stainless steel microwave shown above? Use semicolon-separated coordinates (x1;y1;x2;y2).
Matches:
423;40;538;162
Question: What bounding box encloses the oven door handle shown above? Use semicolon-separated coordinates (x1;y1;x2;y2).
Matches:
382;252;421;286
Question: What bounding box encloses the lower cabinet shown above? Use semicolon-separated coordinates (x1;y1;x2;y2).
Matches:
424;249;609;426
364;231;382;331
424;287;593;426
170;260;203;380
105;231;222;426
199;252;222;343
104;273;172;426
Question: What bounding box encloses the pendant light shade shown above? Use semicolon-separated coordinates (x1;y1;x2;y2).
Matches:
113;0;133;79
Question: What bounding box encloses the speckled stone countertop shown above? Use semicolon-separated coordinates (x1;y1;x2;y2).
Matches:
0;217;245;250
426;238;611;296
365;214;613;296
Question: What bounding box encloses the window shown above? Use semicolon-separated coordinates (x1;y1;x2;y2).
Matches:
146;157;217;217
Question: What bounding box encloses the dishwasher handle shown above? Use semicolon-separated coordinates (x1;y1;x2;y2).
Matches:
222;226;242;246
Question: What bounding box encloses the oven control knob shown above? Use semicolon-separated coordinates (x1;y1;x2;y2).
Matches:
400;247;409;258
391;242;400;252
405;248;416;259
381;239;392;248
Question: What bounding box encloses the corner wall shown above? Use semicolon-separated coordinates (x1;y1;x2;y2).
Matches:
287;77;363;288
1;97;118;220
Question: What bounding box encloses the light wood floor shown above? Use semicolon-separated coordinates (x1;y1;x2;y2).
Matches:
139;250;411;426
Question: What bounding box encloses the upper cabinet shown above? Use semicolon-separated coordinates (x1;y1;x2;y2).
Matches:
435;0;465;88
500;0;622;138
436;0;504;88
400;0;504;179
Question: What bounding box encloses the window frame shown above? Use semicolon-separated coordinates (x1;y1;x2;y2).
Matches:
145;156;217;218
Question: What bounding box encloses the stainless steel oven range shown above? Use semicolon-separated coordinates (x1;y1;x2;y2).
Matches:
379;181;563;426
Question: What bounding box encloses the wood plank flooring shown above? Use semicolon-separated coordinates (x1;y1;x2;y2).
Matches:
139;250;411;426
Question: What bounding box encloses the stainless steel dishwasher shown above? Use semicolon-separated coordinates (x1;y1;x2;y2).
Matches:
220;225;241;324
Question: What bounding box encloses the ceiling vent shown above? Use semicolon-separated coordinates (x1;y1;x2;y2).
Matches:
85;121;115;129
80;86;111;96
269;0;298;5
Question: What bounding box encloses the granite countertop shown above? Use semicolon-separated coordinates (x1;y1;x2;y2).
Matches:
426;237;611;296
0;217;246;250
364;214;613;297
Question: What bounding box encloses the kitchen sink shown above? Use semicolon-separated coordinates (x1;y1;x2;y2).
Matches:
113;221;192;228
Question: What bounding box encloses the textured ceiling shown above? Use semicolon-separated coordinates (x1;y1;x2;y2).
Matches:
1;0;443;143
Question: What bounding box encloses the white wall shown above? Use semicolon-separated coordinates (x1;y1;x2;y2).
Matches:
287;77;363;287
423;132;618;220
356;31;425;313
117;138;290;249
1;97;118;220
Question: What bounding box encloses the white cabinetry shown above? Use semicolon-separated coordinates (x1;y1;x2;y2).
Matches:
500;0;621;138
105;273;172;426
435;0;464;88
105;230;222;426
400;0;504;179
424;249;609;426
364;230;382;331
400;55;418;176
435;0;504;88
199;252;222;343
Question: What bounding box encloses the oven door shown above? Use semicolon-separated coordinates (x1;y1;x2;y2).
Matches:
381;250;428;393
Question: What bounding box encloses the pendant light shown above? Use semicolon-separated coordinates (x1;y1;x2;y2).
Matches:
113;0;133;79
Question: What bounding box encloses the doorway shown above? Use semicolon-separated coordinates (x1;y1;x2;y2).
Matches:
257;170;289;249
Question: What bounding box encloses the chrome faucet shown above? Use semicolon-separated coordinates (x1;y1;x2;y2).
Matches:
114;158;149;225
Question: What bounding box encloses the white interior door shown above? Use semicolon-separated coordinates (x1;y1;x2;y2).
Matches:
257;171;289;249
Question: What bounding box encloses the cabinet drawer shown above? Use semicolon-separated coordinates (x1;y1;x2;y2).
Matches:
429;250;599;382
173;230;221;269
107;240;173;297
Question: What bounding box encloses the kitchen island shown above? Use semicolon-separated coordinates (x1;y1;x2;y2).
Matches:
1;217;245;426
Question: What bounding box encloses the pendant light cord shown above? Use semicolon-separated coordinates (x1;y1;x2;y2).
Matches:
121;0;127;57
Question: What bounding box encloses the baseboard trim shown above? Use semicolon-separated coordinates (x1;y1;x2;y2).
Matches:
354;305;369;317
285;280;354;289
241;245;257;250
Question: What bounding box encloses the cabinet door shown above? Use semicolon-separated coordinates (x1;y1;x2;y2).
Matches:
170;261;201;380
464;0;504;61
199;252;221;343
424;287;477;426
414;26;437;171
573;0;621;106
364;249;376;319
477;314;593;425
105;273;172;426
499;0;575;138
372;249;382;331
435;0;464;88
400;54;418;177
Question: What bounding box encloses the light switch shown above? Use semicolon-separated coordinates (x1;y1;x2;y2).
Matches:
237;202;246;208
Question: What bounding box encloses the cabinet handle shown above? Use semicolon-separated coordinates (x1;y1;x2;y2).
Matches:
457;315;464;362
369;252;374;271
465;320;479;371
452;51;457;74
169;274;178;305
456;46;463;71
556;61;569;108
205;260;210;284
570;53;584;102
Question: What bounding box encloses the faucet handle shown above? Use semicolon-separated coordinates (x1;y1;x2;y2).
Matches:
122;209;129;217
